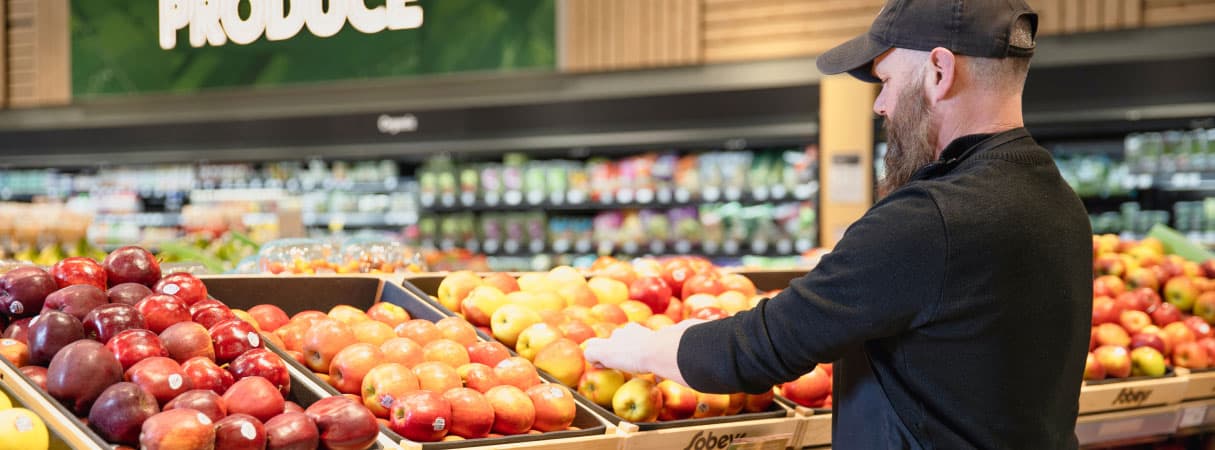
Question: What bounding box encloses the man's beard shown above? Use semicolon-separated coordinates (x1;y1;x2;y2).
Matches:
879;80;938;197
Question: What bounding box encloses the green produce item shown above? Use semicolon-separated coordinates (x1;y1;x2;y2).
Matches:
1148;224;1215;263
158;241;227;274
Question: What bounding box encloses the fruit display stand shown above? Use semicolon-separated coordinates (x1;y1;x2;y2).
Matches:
1178;368;1215;401
1075;405;1181;447
1077;373;1189;414
784;405;831;449
200;275;623;450
0;358;110;450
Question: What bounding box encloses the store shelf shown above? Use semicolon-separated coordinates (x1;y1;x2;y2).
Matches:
1076;405;1180;447
94;212;182;227
424;237;817;258
421;184;819;213
302;211;418;228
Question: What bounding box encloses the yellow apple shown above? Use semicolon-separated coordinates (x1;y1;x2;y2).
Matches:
517;273;551;293
618;300;653;323
533;338;585;387
328;305;369;325
587;277;629;305
516;323;565;361
683;293;722;317
490;304;542;348
546;266;587;287
563;306;594;324
437;271;482;312
718;291;750;315
644;315;675;330
612;378;661;422
462;285;508;327
557;283;598;308
748;295;766;310
578;368;626;407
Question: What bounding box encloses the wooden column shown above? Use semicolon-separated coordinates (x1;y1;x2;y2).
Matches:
559;0;701;73
818;74;877;248
7;0;70;108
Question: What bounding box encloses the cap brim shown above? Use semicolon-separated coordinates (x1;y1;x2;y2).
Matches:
816;33;890;83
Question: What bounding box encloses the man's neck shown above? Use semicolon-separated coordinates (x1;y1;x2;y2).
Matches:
934;95;1025;158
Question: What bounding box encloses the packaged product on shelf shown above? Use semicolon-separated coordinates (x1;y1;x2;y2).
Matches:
337;237;424;273
502;213;527;254
258;238;335;274
545;161;571;205
566;161;591;204
587;158;617;204
502;153;527;206
479;213;504;254
523;161;548;205
480;163;504;206
524;212;548;253
458;166;479;206
593;211;624;253
669;207;701;254
652;153;679;203
640;209;670;254
417;167;438;206
673;154;700;202
721;152;753;201
699;204;725;254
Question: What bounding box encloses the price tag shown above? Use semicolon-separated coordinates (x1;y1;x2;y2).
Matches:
550;192;564;205
567;191;587;204
485;192;500;206
483;240;500;254
771;185;788;199
752;186;769;201
796;238;813;253
795;185;813;199
460;192;475;206
656;188;672;204
575;239;592;253
1180;406;1208;428
751;239;768;254
622;241;639;255
776;239;793;254
636;189;654;204
723;240;740;255
617;189;635;204
420;193;436;207
675;240;692;254
529;241;545;254
527;191;544;205
465;240;480;253
675;188;691;203
649;241;665;255
553;240;571;253
504;240;520;254
703;187;721;202
440;193;456;207
504;191;523;205
725;187;742;201
1096;418;1145;438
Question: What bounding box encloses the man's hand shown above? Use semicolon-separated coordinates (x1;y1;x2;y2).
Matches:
584;319;706;386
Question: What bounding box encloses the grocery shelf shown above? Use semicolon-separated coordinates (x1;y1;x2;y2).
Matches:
301;211;418;228
420;184;818;213
93;212;182;227
425;237;817;259
1076;405;1180;447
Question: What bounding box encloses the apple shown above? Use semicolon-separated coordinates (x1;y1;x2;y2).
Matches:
158;322;215;363
82;303;144;344
1165;321;1198;348
88;381;160;445
350;320;396;346
443;388;494;439
1093;275;1127;298
485;385;536;435
591;322;617;339
534;338;585;387
303;319;357;373
275;321;310;352
1151;302;1183;326
516;323;564;361
1094;253;1126;277
135;294;191;334
362;362;419;418
495;356;541;391
557;283;598;308
589;303;628;325
691;307;729;321
1091;297;1122;326
394;319;443;347
1083;352;1105;380
107;282;154;306
327;304;369;325
1094;345;1133;378
1126;287;1163;313
210;318;263;364
661;259;695;294
126;356;193;406
413;361;462;394
328;343;384;395
104;246;161;287
0;338;28;367
229;348;291;396
3;317;33;344
1199;337;1215;363
249;304;291;332
491;304;542;348
596;261;638;286
481;272;521;296
717;291;750;316
182;356;235;396
284;401;305;414
390;390;453;442
214;413;266;450
192;304;238;332
435;316;478;347
380;337;425;368
41;284;108;320
548;265;588;286
461;286;509;327
224;377;285;423
1130;346;1167;377
1196;292;1215;325
578;368;626;408
28;310;86;366
1165;276;1200;312
437;271;484;312
743;389;775;413
265;412;319;450
50;256;107;290
644;314;676;330
467;341;511;368
457;363;501;394
1094;323;1131;348
1175;341;1211;369
719;273;758;297
164;389;227;423
1131;332;1167;355
587;277;630;305
527;383;576;431
663;298;683;322
681;273;726;300
1;267;58;317
306;396;380;450
47;340;124;416
628;276;672;315
1187;316;1215;339
612;377;662;423
508;291;566;313
151;272;206;306
657;380;698;420
1125;267;1161;292
782;366;832;407
139;408;216;450
693;392;730;418
618;300;654;323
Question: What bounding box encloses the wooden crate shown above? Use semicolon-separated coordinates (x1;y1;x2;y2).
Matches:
615;414;800;450
1078;374;1188;414
1074;405;1180;446
1178;368;1215;401
395;428;625;450
791;407;832;449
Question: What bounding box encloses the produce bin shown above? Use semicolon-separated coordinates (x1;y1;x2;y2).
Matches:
1078;371;1188;415
0;358;111;450
201;275;620;450
1178;367;1215;401
1074;405;1180;446
786;405;831;449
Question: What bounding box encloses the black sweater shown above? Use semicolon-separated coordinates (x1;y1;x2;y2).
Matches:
678;128;1093;449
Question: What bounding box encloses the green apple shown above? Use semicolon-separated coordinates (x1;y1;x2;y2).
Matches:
1164;276;1199;312
611;378;662;423
1130;346;1167;377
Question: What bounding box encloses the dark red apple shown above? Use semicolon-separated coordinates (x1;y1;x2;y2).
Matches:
164;389;226;423
47;340;124;415
27;310;86;366
107;282;153;306
104;246;161;287
0;266;58;317
83;303;146;343
266;412;319;450
159;322;214;363
629;276;673;314
210;318;262;364
106;328;169;371
87;381;160;446
192;303;238;330
42;284;109;320
215;413;266;450
228;348;290;396
305;396;380;450
223;377;284;423
188;298;229;317
51;257;108;291
1151;302;1183;326
1131;332;1167;355
126;356;193;406
182;356;235;396
153;272;208;306
284;401;305;414
3;317;33;344
19;365;47;390
139;408;216;450
135;294;191;334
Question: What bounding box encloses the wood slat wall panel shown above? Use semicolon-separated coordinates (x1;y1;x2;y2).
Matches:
7;0;69;108
559;0;702;72
1145;0;1215;25
703;0;880;63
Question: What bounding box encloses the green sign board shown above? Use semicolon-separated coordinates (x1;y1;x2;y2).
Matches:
71;0;556;97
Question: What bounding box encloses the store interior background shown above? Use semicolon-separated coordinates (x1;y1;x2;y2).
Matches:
0;0;1213;275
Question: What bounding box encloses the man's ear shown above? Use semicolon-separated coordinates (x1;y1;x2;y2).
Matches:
925;47;956;104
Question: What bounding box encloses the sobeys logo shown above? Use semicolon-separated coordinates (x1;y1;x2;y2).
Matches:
1112;388;1152;406
159;0;424;50
683;431;747;450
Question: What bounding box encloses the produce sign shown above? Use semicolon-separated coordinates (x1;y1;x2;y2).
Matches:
71;0;556;97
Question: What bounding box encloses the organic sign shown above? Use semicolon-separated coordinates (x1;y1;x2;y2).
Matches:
71;0;555;97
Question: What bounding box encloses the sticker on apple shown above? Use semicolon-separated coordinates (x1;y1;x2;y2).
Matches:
163;283;181;295
247;332;261;348
197;412;212;425
380;395;395;409
241;422;257;439
432;417;446;431
9;301;23;316
168;374;184;390
14;416;33;432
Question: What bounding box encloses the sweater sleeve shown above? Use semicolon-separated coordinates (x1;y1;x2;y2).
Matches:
677;187;948;394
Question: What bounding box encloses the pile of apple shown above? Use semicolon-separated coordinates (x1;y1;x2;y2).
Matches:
262;300;580;442
1087;235;1215;382
0;246;381;450
432;256;779;423
775;364;833;410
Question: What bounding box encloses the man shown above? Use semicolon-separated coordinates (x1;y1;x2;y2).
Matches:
584;0;1093;448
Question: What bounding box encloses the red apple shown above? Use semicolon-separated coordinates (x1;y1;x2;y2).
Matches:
104;246;162;287
1125;268;1161;292
1151;302;1183;326
443;388;494;439
395;319;443;347
1131;332;1167;355
380;337;425;368
305;396;380;450
136;294;191;334
467;341;511;368
527;383;577;431
154;272;208;306
781;366;831;407
1083;352;1105;380
681;273;726;300
457;363;502;394
328;343;384;395
107;282;154;306
249;304;291;332
164;389;226;423
1091;297;1122;326
182;356;235;396
657;380;699;420
0;266;58;317
87;381;160;446
413;361;462;394
41;284;108;320
1094;345;1133;378
214;413;266;450
1199;337;1215;362
265;412;319;450
485;385;535;435
139;408;216;450
20;365;47;390
159;322;215;363
495;356;541;391
1186;315;1215;339
210;318;263;364
691;307;729;321
28;310;86;366
223;376;285;423
229;348;291;396
628;276;673;315
83;303;146;343
390;390;453;442
1094;323;1131;348
1120;310;1152;335
361;363;420;418
283;401;305;414
51;256;108;290
1093;275;1127;298
126;356;194;406
1175;341;1211;369
192;302;238;330
47;340;124;415
3;317;33;344
106;328;170;371
303;319;358;373
661;258;695;294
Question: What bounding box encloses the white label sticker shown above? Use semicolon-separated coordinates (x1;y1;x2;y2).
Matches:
1181;406;1208;428
380;394;395;409
168;374;184;390
197;412;212;425
567;191;587;204
724;187;741;201
636;189;654;204
15;416;33;432
752;186;769;201
504;191;523;205
656;188;672;204
433;417;446;431
772;185;788;199
485;192;500;206
241;422;257;439
9;302;22;315
526;191;544;205
550;192;564;205
675;188;690;203
248;332;261;347
441;193;456;207
703;187;721;202
163;283;181;295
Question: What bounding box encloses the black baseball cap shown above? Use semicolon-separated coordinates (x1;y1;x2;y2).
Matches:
817;0;1039;83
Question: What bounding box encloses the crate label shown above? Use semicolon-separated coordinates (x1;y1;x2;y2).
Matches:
1180;406;1207;428
1111;387;1153;407
1096;418;1144;437
684;431;748;450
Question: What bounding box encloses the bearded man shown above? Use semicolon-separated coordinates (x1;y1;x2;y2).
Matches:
585;0;1093;448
